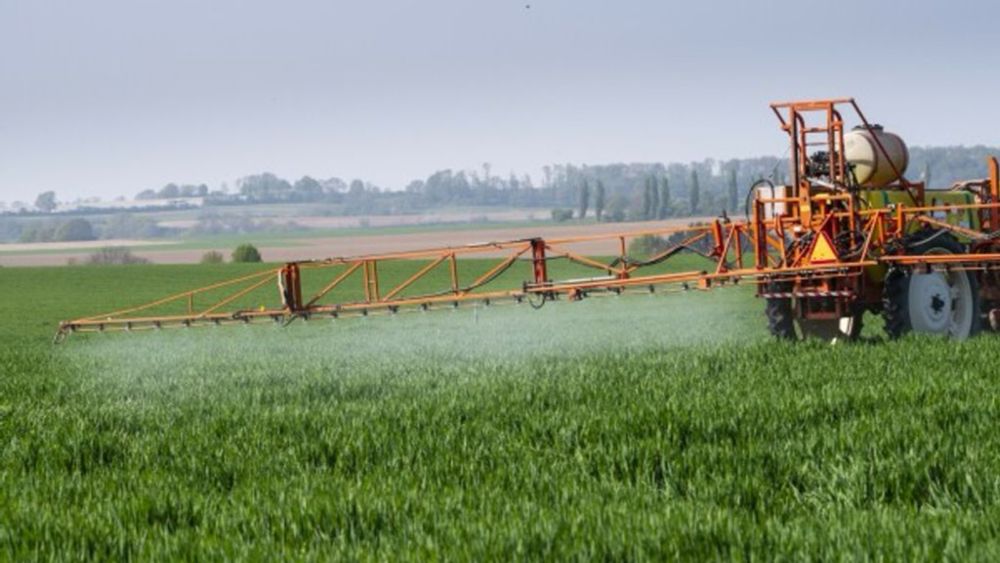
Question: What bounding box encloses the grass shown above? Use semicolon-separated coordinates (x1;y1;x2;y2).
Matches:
2;261;1000;559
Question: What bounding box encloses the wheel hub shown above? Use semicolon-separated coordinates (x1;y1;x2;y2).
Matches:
908;272;953;333
930;293;946;315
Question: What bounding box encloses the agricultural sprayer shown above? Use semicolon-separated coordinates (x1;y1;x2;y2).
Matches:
56;98;1000;343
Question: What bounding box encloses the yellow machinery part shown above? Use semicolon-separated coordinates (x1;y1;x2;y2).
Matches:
867;189;978;233
861;189;977;285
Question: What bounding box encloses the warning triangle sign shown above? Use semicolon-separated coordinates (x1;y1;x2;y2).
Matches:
809;232;839;264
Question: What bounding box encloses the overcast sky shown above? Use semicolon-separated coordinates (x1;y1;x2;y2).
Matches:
2;0;998;202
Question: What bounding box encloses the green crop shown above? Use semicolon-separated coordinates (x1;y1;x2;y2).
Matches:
2;264;1000;559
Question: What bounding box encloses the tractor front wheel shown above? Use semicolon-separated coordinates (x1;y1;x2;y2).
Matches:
883;231;980;340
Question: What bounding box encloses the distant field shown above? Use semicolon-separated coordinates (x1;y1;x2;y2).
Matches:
3;261;1000;558
0;218;554;258
0;204;553;264
0;217;704;266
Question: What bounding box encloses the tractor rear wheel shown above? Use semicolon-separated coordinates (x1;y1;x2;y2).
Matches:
765;282;796;339
883;230;981;340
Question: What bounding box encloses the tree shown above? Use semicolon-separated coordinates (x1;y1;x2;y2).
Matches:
641;178;652;220
85;247;149;265
104;214;163;238
293;176;324;200
239;174;292;201
594;180;606;221
922;161;932;189
35;191;57;213
551;209;573;222
606;195;628;223
54;218;96;242
507;173;520;191
135;189;157;200
158;183;180;199
728;167;739;214
19;223;54;242
648;176;659;221
200;250;225;264
689;170;701;215
321;178;346;194
481;162;492;188
578;180;590;219
232;243;262;263
658;177;671;219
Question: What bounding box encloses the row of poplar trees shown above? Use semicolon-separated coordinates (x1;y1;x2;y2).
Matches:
575;168;742;221
576;179;603;220
639;176;675;220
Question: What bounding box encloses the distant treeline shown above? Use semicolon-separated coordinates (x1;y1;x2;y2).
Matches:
13;214;173;243
186;145;1000;220
3;146;998;234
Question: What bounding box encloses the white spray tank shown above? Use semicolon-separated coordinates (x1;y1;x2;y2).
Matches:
843;125;909;188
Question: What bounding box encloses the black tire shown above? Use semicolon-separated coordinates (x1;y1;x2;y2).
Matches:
765;281;796;339
883;230;981;339
882;267;911;339
845;308;865;339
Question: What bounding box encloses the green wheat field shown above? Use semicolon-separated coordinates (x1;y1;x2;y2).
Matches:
3;262;1000;559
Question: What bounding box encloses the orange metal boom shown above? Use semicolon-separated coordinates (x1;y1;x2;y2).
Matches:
55;203;1000;341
